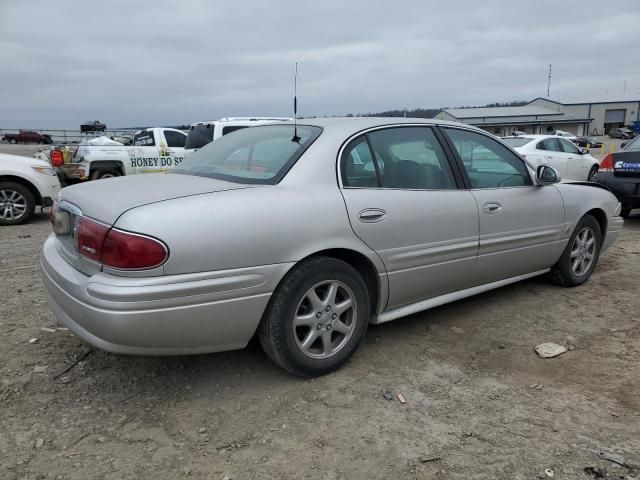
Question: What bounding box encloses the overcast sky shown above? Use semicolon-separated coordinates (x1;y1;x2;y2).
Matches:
1;0;639;129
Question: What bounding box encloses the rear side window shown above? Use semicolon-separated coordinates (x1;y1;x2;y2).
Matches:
342;137;379;187
164;130;186;148
537;138;562;152
185;124;214;149
222;125;249;136
443;128;532;189
133;131;155;146
341;127;456;190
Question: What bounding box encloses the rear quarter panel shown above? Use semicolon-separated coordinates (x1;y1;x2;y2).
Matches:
554;183;619;232
114;184;383;277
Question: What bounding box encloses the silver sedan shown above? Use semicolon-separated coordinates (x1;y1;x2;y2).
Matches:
41;118;624;376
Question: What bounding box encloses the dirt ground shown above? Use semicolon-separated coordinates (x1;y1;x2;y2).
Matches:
1;146;639;480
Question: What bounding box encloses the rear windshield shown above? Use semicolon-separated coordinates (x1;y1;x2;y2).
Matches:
174;124;322;184
624;136;640;152
501;137;534;148
185;124;214;149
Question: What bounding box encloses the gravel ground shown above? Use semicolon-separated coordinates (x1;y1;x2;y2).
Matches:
1;142;639;480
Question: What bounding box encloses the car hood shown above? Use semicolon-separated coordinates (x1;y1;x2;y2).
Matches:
59;173;256;225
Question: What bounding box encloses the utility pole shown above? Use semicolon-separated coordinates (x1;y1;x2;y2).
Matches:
546;64;552;98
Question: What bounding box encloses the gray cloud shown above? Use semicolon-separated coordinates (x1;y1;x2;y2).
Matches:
1;0;639;128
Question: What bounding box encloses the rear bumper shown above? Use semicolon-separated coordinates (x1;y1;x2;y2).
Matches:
598;173;640;208
40;235;292;355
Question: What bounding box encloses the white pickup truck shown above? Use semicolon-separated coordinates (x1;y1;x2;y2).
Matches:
50;127;187;182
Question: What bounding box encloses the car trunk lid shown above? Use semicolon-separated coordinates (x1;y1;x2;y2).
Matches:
613;151;640;177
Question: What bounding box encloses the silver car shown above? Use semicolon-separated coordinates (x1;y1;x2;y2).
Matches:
41;118;624;376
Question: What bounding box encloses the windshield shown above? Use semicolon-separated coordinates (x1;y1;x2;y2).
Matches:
501;137;534;148
185;124;215;149
624;136;640;152
174;124;322;184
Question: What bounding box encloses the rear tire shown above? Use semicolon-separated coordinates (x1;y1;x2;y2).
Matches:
0;181;35;226
587;165;598;182
549;215;602;287
90;169;121;180
9;138;17;144
259;256;370;377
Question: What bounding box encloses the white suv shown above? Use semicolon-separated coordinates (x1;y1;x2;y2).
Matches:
184;117;291;156
0;153;61;225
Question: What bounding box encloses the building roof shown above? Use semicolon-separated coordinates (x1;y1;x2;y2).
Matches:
528;96;640;106
442;105;562;119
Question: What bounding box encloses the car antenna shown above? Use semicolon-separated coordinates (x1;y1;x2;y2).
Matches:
292;62;301;142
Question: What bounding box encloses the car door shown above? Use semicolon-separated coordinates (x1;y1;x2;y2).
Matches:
535;138;568;177
129;130;162;174
441;127;566;286
339;126;479;310
557;137;586;180
160;129;187;171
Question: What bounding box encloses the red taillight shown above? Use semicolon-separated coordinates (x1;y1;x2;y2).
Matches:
600;153;614;172
77;217;110;262
50;150;63;167
102;229;168;269
75;217;168;269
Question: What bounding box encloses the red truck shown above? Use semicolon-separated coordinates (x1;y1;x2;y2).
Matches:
2;130;53;144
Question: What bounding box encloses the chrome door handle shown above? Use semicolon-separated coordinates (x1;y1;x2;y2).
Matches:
482;202;502;214
358;208;387;223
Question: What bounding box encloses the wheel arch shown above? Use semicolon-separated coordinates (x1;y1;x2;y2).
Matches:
89;160;125;176
584;208;607;240
0;175;42;205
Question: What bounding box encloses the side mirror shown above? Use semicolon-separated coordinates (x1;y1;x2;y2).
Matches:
579;148;587;155
536;165;561;185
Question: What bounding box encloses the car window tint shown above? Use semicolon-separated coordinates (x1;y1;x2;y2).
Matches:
366;127;456;190
558;138;580;154
164;130;186;148
222;125;249;136
537;138;562;152
342;137;379;187
624;136;640;151
133;131;155;146
444;128;532;189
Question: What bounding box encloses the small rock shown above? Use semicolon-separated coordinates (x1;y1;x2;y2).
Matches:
529;383;539;389
198;427;207;434
29;338;39;344
535;343;567;358
35;438;45;449
544;468;554;478
568;345;575;351
40;327;57;333
222;475;232;480
33;366;48;373
60;376;71;384
451;326;465;334
97;436;107;443
538;471;547;479
535;384;544;390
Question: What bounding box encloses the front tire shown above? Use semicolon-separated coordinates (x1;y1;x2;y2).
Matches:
550;215;602;287
259;256;370;377
0;182;35;226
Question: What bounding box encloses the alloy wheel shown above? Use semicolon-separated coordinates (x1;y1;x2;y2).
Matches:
0;189;27;221
570;227;596;276
293;280;357;359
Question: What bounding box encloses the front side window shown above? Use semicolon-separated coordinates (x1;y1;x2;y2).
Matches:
175;125;321;184
164;130;186;147
133;131;155;146
443;128;532;189
342;127;457;190
558;138;580;154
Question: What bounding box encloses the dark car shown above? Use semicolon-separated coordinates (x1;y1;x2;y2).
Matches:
80;121;107;133
608;127;634;139
574;136;604;148
2;130;53;144
598;135;640;217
